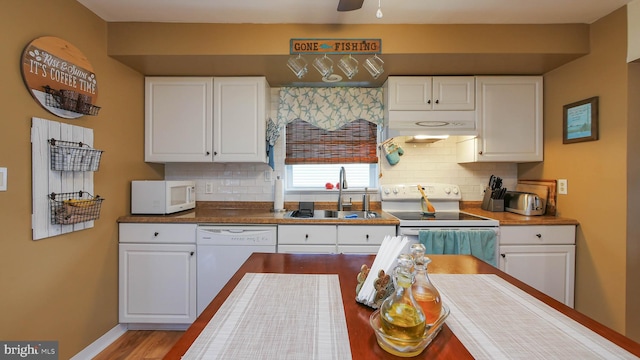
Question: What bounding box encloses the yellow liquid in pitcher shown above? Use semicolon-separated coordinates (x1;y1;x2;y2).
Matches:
380;303;426;340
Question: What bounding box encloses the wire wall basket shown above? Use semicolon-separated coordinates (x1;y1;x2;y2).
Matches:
43;86;101;116
49;138;104;172
49;191;104;225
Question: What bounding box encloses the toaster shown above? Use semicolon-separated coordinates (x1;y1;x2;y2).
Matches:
504;191;546;216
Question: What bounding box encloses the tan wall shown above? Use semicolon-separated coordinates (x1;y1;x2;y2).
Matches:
0;1;161;358
520;7;636;337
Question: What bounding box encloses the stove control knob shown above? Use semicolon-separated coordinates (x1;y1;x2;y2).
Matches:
452;187;459;195
383;188;390;195
392;187;399;194
444;187;451;194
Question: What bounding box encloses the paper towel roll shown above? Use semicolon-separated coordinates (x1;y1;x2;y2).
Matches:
274;177;284;211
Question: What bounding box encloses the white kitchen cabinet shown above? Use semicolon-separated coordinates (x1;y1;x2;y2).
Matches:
119;223;197;325
277;225;337;253
457;76;543;163
144;76;269;163
498;225;576;307
337;225;396;254
213;77;269;163
385;76;475;111
145;77;213;162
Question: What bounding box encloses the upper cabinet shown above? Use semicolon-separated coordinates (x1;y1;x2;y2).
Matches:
457;76;543;163
144;76;269;163
386;76;475;111
145;77;213;162
213;77;269;163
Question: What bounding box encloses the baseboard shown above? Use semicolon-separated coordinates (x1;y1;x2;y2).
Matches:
70;324;127;360
126;323;190;331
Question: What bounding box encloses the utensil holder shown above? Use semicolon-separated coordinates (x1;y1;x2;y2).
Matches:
481;188;504;212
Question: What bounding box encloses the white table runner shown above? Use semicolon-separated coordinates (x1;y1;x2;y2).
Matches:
430;274;638;359
182;273;352;360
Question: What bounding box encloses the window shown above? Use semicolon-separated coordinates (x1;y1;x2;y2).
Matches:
285;119;379;190
286;164;377;190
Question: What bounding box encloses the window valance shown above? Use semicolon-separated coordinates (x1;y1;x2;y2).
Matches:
277;87;383;131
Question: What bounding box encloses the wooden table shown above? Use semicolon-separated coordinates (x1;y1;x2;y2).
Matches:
164;253;640;359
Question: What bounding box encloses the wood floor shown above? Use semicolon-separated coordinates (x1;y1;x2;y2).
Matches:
93;331;184;360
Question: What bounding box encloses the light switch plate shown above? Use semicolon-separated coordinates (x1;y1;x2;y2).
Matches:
0;167;6;191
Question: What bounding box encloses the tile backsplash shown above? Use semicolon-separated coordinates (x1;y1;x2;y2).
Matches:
165;88;518;204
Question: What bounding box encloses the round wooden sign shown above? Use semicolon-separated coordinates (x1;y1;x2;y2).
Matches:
21;36;99;119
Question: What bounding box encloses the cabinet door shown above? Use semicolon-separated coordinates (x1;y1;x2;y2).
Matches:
213;77;268;163
386;77;433;110
432;77;475;110
472;76;543;162
119;243;197;323
145;77;213;162
499;244;575;307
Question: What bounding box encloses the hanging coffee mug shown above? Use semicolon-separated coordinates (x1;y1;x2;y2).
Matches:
363;55;384;79
313;54;334;78
287;54;308;79
338;55;359;79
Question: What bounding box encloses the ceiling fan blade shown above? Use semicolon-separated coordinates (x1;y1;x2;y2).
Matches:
337;0;364;11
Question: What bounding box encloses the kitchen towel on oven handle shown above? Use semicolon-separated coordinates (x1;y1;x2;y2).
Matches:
418;229;497;267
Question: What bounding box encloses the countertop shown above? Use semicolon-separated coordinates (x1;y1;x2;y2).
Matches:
117;201;579;226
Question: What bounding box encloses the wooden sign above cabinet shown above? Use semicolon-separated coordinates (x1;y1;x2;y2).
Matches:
21;36;100;119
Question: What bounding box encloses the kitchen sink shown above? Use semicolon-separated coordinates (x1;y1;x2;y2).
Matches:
285;210;381;220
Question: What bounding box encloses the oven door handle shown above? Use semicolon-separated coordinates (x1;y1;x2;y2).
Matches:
399;228;499;237
399;229;422;236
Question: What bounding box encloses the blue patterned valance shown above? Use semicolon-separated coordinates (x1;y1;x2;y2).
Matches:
277;87;383;131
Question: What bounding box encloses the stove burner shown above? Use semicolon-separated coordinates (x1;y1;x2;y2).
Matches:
388;211;490;221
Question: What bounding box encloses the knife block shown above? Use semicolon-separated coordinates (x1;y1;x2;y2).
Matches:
481;187;504;212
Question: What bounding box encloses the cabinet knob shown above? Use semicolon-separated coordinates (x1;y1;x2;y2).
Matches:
190;251;194;256
427;99;431;104
214;151;218;156
366;234;369;239
305;234;309;239
501;253;505;258
206;151;210;156
536;234;542;238
435;99;440;104
478;151;483;155
154;232;159;237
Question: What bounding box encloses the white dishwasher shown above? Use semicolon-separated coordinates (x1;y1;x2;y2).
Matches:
197;225;277;316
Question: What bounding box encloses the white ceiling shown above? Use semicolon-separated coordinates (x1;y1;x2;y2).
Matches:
78;0;631;25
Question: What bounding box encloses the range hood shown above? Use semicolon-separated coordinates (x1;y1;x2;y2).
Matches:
384;110;477;138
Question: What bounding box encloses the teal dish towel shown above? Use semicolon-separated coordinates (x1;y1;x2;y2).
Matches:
418;229;497;267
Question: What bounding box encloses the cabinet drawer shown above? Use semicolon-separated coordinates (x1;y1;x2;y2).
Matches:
337;225;396;245
277;225;336;245
278;244;337;254
500;225;576;245
119;223;197;244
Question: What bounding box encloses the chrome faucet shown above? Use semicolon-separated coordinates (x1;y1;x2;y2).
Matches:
338;166;348;211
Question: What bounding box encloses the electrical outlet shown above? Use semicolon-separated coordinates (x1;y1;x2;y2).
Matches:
264;170;272;182
0;167;6;191
558;179;568;195
205;182;214;194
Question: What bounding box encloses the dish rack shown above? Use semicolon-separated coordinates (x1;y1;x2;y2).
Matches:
49;138;104;172
43;85;101;116
49;191;104;225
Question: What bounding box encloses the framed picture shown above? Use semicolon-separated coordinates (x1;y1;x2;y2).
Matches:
563;96;599;144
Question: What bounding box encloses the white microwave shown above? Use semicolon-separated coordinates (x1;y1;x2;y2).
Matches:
131;180;196;214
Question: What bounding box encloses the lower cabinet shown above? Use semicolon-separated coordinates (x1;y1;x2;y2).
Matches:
277;224;396;254
498;225;576;307
119;223;197;325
